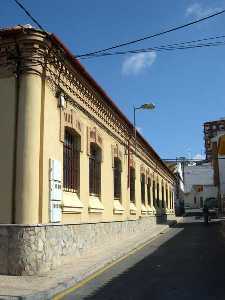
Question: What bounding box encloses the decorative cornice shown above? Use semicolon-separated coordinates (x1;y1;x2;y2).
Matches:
0;27;175;184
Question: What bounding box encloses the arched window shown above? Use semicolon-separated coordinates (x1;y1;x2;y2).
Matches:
114;158;122;199
172;191;174;209
89;143;102;196
130;167;135;203
141;174;145;205
63;128;80;192
166;187;168;208
162;182;165;208
156;182;160;207
147;178;151;206
153;180;156;207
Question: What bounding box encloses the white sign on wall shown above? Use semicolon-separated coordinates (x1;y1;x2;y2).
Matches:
49;159;62;223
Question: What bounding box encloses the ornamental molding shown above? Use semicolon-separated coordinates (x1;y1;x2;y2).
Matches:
129;153;136;169
0;31;175;184
60;107;84;151
87;126;104;161
140;164;146;175
111;144;123;168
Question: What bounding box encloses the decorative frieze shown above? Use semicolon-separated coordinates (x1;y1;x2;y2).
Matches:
0;28;175;185
129;153;136;169
87;126;104;161
140;164;146;175
60;107;84;151
111;144;123;168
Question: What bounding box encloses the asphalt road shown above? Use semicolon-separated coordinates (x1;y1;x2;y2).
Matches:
62;219;225;300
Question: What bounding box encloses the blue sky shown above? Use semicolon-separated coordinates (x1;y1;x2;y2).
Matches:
2;0;225;159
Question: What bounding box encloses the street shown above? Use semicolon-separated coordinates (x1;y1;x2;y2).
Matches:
61;218;225;300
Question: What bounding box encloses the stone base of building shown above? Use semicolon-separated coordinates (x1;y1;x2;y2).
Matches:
0;215;175;275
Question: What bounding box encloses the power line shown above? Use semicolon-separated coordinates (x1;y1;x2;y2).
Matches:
79;38;225;60
80;41;225;60
163;158;225;161
13;0;45;31
81;34;225;58
76;9;225;58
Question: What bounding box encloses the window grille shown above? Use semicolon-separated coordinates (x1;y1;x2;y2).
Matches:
166;188;168;207
147;178;151;206
156;182;160;207
130;167;135;203
141;174;145;205
162;184;165;208
153;180;156;207
114;158;122;199
172;192;174;209
63;129;80;192
89;143;101;196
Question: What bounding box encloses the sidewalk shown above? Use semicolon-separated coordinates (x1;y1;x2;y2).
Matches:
0;221;179;300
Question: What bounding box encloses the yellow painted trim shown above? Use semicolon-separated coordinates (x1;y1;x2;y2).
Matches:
52;227;169;300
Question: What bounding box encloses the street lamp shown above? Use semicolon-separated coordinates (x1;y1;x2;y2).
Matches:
133;103;155;153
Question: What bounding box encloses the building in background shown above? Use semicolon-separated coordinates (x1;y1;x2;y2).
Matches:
183;163;217;209
210;133;225;212
203;118;225;212
204;118;225;162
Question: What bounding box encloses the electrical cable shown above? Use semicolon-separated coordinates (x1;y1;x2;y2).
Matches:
79;39;225;60
11;0;225;63
76;9;225;58
13;0;45;31
81;34;225;58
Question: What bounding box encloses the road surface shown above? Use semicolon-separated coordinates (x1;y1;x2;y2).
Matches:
61;218;225;300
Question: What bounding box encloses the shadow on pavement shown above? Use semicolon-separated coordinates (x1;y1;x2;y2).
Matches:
78;220;225;300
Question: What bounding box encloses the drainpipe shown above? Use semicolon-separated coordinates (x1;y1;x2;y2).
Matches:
11;44;21;224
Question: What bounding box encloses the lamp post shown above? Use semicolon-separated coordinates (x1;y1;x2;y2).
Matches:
133;103;155;153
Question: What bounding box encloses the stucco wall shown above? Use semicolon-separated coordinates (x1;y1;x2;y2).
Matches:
40;82;175;224
0;30;175;226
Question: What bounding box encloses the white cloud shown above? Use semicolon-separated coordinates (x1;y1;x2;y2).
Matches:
186;2;222;19
122;52;157;75
193;153;205;160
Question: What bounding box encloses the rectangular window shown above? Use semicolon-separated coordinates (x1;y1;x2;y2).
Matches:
141;174;145;205
200;197;203;208
156;182;160;207
171;191;174;209
162;184;165;208
130;167;135;203
114;158;122;199
89;143;101;196
63;129;80;192
166;188;168;207
153;181;156;207
147;178;151;206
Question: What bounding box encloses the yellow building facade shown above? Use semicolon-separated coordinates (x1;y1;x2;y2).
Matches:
0;26;175;275
0;28;174;224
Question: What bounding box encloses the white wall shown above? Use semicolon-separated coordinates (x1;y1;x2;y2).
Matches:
184;185;217;208
184;163;214;193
